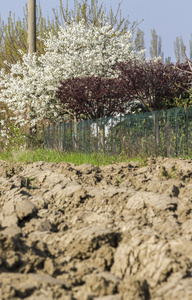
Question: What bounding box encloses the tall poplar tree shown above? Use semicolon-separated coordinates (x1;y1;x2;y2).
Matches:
174;36;186;63
149;28;163;59
135;28;145;59
189;34;192;61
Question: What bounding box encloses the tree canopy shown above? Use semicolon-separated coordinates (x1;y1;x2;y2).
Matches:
0;19;145;131
57;76;129;120
116;59;192;111
0;0;139;71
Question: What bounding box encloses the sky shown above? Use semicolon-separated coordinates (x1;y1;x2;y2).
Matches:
0;0;192;62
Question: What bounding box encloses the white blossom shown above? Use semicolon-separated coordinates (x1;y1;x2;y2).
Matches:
0;20;145;130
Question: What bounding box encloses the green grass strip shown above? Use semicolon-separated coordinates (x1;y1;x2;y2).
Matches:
0;148;147;166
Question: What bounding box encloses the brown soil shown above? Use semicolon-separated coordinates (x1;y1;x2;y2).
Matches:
1;157;192;299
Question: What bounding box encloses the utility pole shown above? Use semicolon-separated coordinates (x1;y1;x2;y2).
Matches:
28;0;36;54
28;0;36;136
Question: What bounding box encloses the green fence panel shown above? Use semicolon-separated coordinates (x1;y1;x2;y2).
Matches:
44;107;192;158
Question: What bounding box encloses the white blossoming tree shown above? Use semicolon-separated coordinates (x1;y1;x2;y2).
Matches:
0;19;145;147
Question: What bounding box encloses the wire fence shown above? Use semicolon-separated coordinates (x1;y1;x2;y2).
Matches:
44;107;192;157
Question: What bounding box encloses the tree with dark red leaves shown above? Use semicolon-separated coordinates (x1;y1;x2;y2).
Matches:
57;75;129;121
57;60;192;123
116;59;192;111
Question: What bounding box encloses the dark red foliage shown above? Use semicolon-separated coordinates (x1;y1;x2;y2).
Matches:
116;60;192;111
57;76;129;120
57;61;192;121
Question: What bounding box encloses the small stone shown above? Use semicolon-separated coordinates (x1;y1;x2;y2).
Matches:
16;200;37;220
3;201;15;215
94;296;122;300
37;219;52;232
43;258;55;276
1;213;18;228
2;225;22;237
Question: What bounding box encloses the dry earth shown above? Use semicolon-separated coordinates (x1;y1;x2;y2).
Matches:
1;157;192;299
